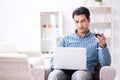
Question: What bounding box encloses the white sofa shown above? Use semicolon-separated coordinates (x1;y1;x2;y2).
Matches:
0;43;44;80
0;43;17;53
0;53;34;80
31;58;116;80
0;43;116;80
0;53;45;80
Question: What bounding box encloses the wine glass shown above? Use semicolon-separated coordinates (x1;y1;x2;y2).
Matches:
94;29;104;49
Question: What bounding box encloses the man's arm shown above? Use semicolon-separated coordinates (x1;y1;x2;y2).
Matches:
50;37;65;70
98;47;111;67
96;34;111;66
57;37;65;47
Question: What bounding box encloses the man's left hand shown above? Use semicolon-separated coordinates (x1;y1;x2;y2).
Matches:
96;34;107;48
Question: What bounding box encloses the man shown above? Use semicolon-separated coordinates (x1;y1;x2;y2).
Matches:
48;6;111;80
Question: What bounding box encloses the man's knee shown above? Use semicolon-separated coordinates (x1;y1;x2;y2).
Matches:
72;70;92;80
48;70;66;80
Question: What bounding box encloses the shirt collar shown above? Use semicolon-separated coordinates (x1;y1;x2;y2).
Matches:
74;29;91;38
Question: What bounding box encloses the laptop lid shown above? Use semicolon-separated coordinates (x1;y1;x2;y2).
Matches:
54;47;87;70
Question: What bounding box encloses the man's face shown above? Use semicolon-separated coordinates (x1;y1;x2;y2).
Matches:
73;14;90;34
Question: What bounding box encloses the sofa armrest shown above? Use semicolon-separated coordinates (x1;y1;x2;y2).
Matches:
100;66;116;80
28;57;44;68
31;66;45;80
31;65;51;80
44;66;51;80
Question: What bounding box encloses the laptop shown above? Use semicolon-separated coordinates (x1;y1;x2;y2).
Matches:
54;47;87;70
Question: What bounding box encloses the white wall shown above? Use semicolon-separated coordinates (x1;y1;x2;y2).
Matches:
0;0;85;51
0;0;41;51
0;0;120;67
113;0;120;68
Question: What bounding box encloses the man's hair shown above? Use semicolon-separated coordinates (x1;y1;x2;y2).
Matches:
72;6;90;19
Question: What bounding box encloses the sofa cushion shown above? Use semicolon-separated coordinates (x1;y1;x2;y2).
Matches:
0;53;34;80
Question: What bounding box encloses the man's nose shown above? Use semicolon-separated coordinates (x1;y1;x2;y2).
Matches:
78;22;82;27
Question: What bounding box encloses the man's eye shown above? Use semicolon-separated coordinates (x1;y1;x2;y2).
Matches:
81;20;86;23
75;21;79;23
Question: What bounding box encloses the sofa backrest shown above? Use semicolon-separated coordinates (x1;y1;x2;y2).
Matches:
0;43;17;53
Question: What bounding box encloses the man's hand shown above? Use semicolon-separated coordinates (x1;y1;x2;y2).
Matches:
96;34;107;48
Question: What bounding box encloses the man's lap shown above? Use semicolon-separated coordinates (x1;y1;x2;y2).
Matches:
48;69;92;80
